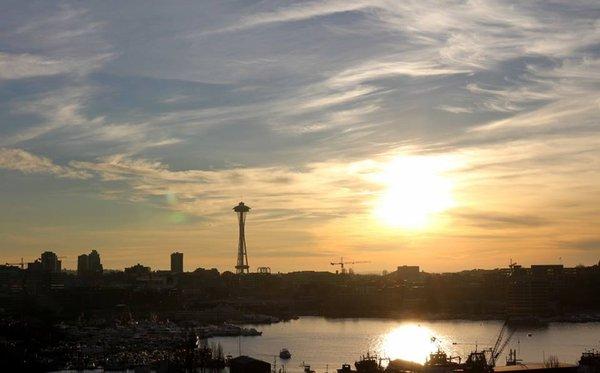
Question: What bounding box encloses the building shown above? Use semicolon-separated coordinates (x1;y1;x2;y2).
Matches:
124;263;151;276
230;356;271;373
77;254;89;276
27;260;42;272
88;250;103;274
397;265;420;282
171;252;183;274
0;265;23;292
77;250;103;276
507;263;564;317
40;251;61;273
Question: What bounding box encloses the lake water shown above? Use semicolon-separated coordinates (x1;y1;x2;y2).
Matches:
208;317;600;372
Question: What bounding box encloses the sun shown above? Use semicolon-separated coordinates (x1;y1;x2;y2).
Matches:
378;324;439;364
373;156;456;229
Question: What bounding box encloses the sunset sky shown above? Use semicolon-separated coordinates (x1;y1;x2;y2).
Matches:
1;1;599;272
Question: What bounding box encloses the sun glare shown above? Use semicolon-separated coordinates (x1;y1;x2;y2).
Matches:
378;324;439;364
373;156;456;229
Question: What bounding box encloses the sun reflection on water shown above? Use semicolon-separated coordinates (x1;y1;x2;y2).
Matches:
376;323;440;364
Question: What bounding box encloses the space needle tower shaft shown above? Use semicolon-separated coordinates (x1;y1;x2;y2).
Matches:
233;202;250;274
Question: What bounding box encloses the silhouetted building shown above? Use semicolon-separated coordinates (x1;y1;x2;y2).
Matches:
171;252;183;274
397;265;420;282
77;254;89;276
124;263;151;276
508;263;564;317
77;250;103;276
40;251;61;273
88;249;103;274
230;356;271;373
0;265;23;291
27;260;42;272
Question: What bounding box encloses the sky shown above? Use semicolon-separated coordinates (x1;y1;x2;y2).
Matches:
0;0;599;273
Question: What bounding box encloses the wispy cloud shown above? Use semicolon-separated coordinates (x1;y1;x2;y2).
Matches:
0;52;78;80
195;0;381;36
0;148;91;179
453;210;549;229
67;153;379;222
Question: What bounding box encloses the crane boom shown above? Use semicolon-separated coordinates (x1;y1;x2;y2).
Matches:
489;319;515;367
491;320;508;359
330;257;370;273
495;329;516;363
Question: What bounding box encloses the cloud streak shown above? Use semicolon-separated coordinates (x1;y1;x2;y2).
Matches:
0;148;91;179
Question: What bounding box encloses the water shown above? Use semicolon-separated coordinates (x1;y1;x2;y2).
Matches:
208;317;600;372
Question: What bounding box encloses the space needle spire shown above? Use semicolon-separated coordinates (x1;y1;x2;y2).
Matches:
233;202;250;274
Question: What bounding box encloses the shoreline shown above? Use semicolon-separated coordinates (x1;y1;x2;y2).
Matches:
286;313;600;325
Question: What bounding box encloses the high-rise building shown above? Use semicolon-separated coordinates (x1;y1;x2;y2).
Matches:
507;263;564;317
171;252;183;274
88;250;103;274
40;251;61;273
77;254;89;275
77;250;103;276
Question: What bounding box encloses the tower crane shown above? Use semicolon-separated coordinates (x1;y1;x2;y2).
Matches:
330;257;370;274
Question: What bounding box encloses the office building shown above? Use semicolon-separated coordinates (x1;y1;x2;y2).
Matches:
77;250;103;276
171;252;183;274
88;250;103;274
77;254;89;276
40;251;61;273
508;263;564;317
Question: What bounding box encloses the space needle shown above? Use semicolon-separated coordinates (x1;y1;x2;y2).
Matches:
233;202;251;274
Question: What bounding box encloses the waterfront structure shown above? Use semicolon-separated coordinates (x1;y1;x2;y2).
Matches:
230;356;270;373
171;252;183;273
40;251;61;273
508;263;564;317
233;202;251;274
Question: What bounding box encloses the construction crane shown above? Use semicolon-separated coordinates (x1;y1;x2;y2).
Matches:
4;258;25;269
330;257;370;274
489;319;516;367
452;319;515;370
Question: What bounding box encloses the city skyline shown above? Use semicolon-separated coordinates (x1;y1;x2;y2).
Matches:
1;1;599;272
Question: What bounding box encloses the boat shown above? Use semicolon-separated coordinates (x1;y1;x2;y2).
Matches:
338;363;356;373
424;349;461;373
578;350;600;373
354;352;384;373
280;348;292;359
301;362;315;373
